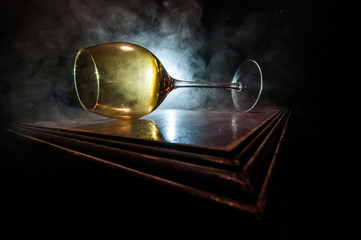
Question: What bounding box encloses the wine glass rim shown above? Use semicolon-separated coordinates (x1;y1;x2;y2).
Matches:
74;49;100;112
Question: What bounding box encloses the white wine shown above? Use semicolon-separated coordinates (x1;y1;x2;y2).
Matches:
74;42;173;119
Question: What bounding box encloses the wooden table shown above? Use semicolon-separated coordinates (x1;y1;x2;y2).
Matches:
5;107;290;223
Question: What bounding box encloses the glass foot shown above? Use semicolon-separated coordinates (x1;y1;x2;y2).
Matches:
231;59;263;112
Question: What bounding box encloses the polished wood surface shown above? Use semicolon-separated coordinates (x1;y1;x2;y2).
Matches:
6;107;290;221
19;107;282;150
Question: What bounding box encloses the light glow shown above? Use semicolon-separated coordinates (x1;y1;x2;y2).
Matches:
164;110;176;142
120;45;134;51
146;66;155;90
94;67;100;81
113;107;131;112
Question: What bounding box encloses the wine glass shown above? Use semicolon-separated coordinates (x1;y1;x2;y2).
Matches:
74;42;263;119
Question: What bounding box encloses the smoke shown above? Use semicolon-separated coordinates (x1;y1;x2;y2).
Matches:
1;0;300;122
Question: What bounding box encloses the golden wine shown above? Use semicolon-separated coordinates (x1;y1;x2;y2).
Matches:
74;42;173;119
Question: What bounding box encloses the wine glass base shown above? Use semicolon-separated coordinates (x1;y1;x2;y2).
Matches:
231;59;263;112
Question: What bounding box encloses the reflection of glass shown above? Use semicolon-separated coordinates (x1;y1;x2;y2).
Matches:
76;119;164;141
74;42;263;119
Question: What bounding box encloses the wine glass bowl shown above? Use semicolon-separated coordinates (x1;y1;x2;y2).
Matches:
74;42;263;119
74;42;173;119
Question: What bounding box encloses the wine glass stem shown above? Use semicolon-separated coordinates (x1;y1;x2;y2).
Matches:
173;79;242;91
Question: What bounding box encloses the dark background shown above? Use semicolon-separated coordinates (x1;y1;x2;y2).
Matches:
1;0;360;239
